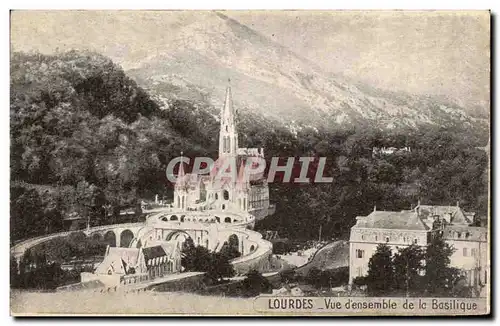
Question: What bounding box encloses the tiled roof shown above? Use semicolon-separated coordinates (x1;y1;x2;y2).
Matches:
94;247;140;275
443;225;487;241
354;211;430;231
417;205;474;225
160;242;178;257
142;245;167;261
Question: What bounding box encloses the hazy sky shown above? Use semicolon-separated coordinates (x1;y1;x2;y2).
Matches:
11;10;490;109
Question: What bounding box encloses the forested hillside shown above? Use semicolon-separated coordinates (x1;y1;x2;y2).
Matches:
10;51;489;242
10;51;218;241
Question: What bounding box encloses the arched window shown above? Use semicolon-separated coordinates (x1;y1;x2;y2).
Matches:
224;217;232;223
215;193;219;200
223;190;229;200
222;204;226;210
170;215;178;221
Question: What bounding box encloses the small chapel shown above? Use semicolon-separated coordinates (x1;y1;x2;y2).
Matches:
172;86;273;220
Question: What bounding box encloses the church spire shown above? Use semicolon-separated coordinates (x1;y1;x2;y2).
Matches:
175;151;187;189
178;151;185;178
219;85;238;157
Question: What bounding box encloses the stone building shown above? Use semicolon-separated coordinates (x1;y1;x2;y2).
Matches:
442;225;488;292
349;202;489;295
349;208;430;280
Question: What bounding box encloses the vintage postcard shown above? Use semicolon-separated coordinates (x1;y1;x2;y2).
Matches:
9;10;490;316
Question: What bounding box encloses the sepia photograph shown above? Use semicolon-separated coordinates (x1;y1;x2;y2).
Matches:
8;9;491;316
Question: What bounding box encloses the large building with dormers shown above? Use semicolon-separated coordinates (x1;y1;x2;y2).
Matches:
349;202;489;296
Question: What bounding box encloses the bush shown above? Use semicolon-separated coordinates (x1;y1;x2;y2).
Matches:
280;268;300;284
237;270;273;297
306;266;349;289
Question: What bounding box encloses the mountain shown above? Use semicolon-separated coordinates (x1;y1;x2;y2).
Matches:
127;12;488;135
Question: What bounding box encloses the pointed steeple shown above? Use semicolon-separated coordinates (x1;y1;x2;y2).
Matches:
175;151;187;190
219;85;238;157
178;151;185;177
223;85;234;121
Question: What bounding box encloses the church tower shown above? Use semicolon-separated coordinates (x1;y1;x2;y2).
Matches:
219;86;239;158
174;153;188;210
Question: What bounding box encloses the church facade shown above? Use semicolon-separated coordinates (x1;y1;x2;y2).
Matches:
173;87;273;221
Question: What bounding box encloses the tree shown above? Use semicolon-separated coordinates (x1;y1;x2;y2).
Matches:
425;234;460;296
306;267;322;288
393;244;425;295
180;238;232;282
10;187;44;241
239;269;273;297
205;251;235;283
364;244;395;296
280;268;299;284
219;240;241;261
181;237;197;271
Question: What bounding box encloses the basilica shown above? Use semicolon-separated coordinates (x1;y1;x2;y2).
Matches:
173;87;274;221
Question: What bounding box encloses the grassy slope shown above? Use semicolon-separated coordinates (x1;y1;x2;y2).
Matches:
295;240;350;276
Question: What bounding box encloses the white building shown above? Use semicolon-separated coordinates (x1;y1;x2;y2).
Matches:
349;208;430;281
349;202;489;295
